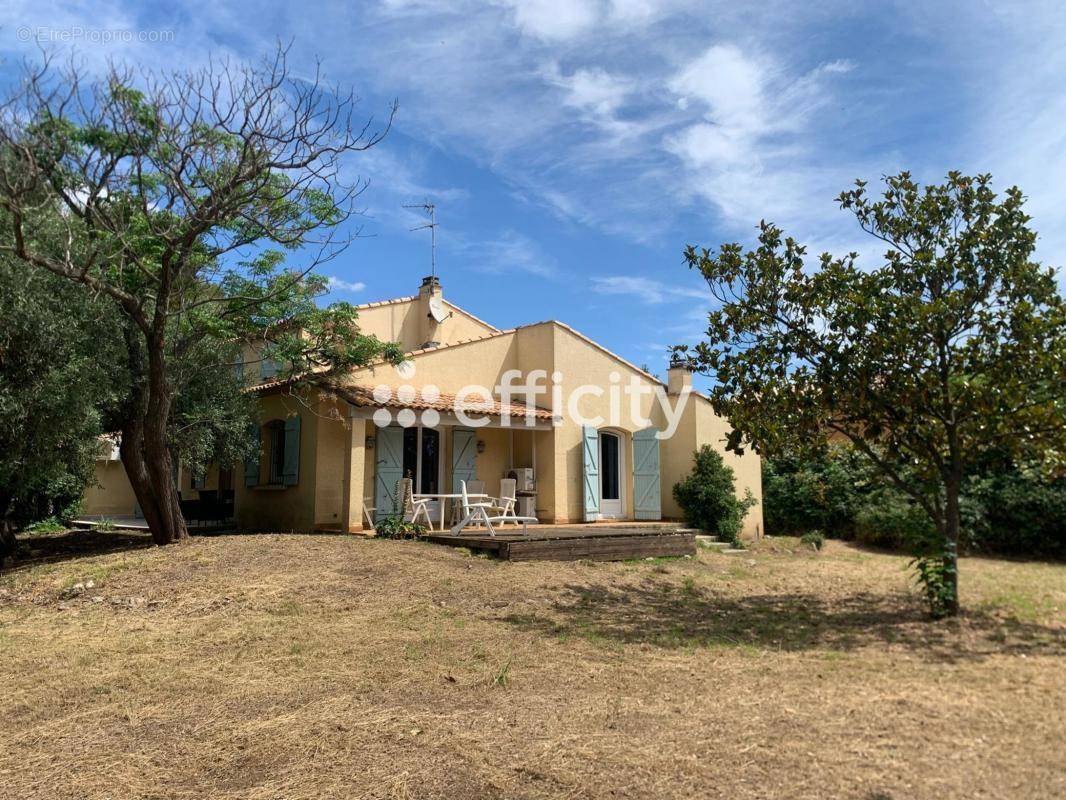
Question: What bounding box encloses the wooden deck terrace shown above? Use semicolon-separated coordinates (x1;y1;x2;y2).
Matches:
421;523;696;562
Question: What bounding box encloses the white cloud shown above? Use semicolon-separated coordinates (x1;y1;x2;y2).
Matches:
327;277;367;293
590;275;707;303
668;44;766;133
963;6;1066;280
498;0;600;41
543;63;633;118
663;43;861;236
454;229;558;278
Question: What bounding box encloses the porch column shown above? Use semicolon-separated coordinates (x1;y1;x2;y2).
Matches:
341;417;368;533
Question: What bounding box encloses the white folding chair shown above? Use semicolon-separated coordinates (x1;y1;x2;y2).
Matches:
362;496;376;529
450;480;536;537
490;478;520;526
395;478;432;528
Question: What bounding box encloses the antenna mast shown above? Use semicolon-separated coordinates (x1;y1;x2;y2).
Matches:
403;201;437;277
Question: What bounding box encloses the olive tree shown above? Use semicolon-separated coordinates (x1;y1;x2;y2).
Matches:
0;47;402;545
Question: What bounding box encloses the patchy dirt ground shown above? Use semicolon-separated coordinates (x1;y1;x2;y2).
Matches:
1;530;1063;800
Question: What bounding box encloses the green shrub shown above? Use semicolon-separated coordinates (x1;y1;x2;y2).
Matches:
374;515;426;540
673;446;756;546
965;469;1066;558
854;492;933;550
800;530;825;550
766;445;1065;558
762;445;870;537
25;516;66;534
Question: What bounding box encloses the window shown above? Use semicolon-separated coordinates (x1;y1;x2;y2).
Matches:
401;426;440;494
266;420;286;484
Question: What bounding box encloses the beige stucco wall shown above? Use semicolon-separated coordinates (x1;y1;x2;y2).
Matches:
236;393;319;532
83;460;139;517
349;295;498;353
659;393;763;538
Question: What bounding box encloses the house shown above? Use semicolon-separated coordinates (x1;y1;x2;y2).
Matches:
84;276;763;535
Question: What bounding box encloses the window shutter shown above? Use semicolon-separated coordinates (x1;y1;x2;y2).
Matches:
193;471;206;490
244;425;260;487
374;427;404;521
451;427;477;493
582;425;600;521
282;416;301;486
632;427;662;520
260;358;277;380
233;351;244;382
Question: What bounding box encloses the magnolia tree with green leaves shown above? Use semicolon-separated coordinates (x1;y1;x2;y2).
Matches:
0;47;402;546
674;172;1066;617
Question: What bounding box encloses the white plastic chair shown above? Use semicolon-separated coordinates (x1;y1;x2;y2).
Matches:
395;478;432;528
450;480;536;537
490;478;519;526
450;479;486;526
362;497;376;529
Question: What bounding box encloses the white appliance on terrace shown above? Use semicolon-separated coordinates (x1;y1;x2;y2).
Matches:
508;468;537;519
510;468;535;493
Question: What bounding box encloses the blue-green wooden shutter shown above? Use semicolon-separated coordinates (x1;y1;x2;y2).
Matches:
260;356;279;380
282;416;301;486
193;471;206;490
633;427;662;520
375;427;404;520
244;424;260;487
582;425;600;521
452;427;477;493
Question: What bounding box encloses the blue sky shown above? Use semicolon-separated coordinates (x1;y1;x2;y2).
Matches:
3;1;1065;387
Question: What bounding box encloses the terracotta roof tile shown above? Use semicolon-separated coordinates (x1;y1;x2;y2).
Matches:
338;384;555;420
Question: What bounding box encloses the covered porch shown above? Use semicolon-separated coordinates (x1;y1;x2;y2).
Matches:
327;385;557;533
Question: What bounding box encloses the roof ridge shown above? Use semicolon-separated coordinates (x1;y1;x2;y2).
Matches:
353;295;417;310
443;298;501;333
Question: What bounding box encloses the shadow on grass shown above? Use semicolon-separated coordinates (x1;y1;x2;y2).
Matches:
500;581;1065;662
3;528;155;574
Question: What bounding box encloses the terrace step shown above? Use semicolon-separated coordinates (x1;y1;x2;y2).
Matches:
696;537;730;550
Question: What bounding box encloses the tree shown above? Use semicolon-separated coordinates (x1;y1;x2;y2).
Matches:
0;47;402;545
674;172;1066;617
0;255;122;558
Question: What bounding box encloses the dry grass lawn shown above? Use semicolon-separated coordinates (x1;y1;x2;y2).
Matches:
1;530;1064;800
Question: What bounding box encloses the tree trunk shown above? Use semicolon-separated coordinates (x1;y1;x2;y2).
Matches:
941;475;962;617
116;312;189;547
0;518;16;563
120;418;189;546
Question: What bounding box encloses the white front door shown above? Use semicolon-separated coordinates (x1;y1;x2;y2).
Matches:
599;431;624;518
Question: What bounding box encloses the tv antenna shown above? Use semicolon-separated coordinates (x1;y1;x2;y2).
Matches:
403;201;438;277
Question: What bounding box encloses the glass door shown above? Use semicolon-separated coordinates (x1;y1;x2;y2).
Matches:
600;431;623;518
402;427;442;518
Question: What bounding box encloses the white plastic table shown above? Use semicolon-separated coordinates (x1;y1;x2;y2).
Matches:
413;493;490;531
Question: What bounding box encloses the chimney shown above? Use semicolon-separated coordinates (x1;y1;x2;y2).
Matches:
667;356;693;395
418;275;444;349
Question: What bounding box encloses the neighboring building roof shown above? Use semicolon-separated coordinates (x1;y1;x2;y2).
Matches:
335;384;555;421
352;294;502;334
